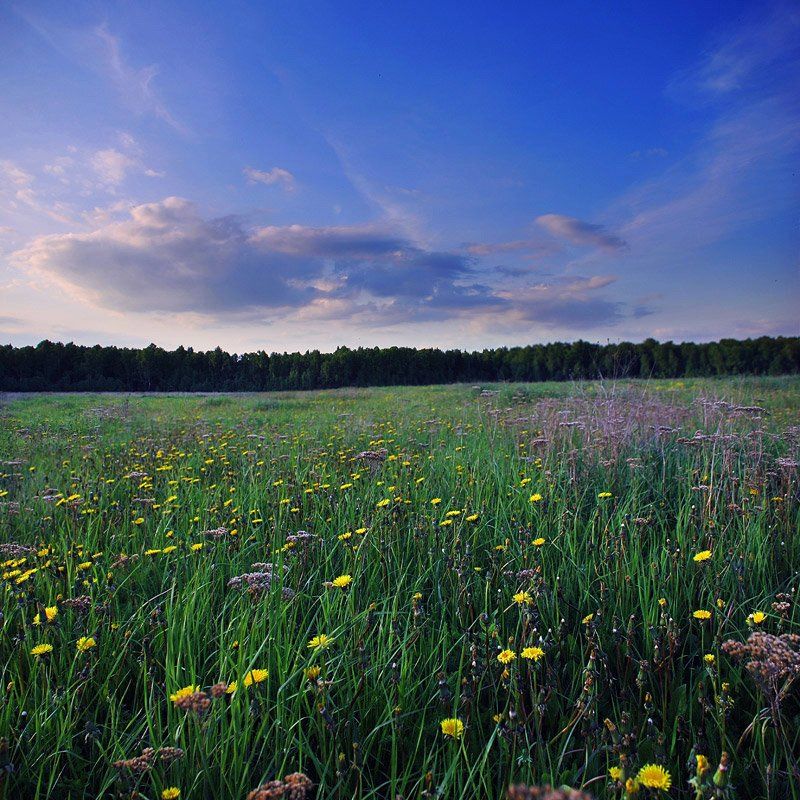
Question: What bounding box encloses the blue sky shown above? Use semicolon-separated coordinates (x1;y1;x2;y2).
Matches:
1;1;798;352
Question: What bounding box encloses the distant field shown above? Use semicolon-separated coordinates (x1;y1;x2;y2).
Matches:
1;377;798;799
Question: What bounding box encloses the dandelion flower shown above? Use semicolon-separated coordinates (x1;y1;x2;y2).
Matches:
330;574;352;589
748;611;766;624
169;685;199;704
693;550;712;562
307;634;334;651
609;766;623;781
243;669;268;686
44;605;58;622
635;764;671;790
76;636;96;652
582;613;595;624
532;537;546;546
513;591;532;605
497;649;516;664
162;789;180;800
703;653;715;665
440;718;464;739
598;491;612;498
693;609;712;620
30;643;53;657
521;646;545;661
529;493;542;503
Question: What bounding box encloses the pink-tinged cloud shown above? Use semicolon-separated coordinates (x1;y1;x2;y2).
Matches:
535;214;627;251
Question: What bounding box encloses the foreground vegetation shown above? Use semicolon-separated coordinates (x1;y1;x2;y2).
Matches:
0;377;798;799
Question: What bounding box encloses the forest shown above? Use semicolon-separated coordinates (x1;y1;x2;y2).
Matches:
0;335;798;391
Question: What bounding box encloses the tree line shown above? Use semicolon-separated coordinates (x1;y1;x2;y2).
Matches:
0;336;798;392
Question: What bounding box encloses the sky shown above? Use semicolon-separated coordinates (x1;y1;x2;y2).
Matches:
1;1;798;354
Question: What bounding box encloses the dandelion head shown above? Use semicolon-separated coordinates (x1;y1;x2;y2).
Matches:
440;718;464;739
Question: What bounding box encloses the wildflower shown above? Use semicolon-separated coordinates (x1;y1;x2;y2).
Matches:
466;514;479;522
497;649;516;664
330;574;352;589
243;669;268;686
307;634;334;651
529;493;542;503
693;609;712;620
625;778;639;795
162;789;180;800
609;766;623;781
703;653;715;665
31;643;53;657
748;611;766;625
532;537;545;546
521;646;545;661
440;718;464;739
598;491;612;498
696;754;710;776
305;666;321;681
582;613;594;624
169;685;200;704
225;681;238;694
635;764;671;790
693;550;712;562
431;498;442;505
76;636;96;652
513;591;532;605
190;542;204;551
44;605;58;623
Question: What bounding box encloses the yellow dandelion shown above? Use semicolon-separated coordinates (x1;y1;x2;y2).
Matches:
440;717;464;739
307;633;334;651
76;636;96;652
532;537;546;546
162;789;181;800
693;609;712;620
635;764;671;790
497;649;516;664
529;493;543;503
521;646;545;661
609;766;623;781
330;574;353;589
30;643;53;657
693;550;712;562
243;669;268;686
513;591;532;605
44;605;58;623
748;611;766;624
169;684;199;704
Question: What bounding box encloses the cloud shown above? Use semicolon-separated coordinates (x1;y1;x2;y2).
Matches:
91;149;137;185
244;166;296;191
12;196;626;330
94;24;186;133
686;3;800;96
535;214;627;251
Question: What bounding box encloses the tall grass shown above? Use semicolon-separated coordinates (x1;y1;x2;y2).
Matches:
0;377;797;799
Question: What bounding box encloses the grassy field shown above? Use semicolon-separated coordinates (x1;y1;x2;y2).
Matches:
0;378;798;800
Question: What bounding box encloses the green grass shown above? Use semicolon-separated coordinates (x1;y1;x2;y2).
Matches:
0;377;798;800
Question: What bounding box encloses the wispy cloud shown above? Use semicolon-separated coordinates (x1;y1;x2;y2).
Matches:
535;214;627;251
94;23;186;133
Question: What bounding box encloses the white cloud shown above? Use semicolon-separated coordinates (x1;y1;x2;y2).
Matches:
91;149;137;185
243;166;296;191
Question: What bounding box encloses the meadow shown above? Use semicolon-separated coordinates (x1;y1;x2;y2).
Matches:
0;378;798;800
